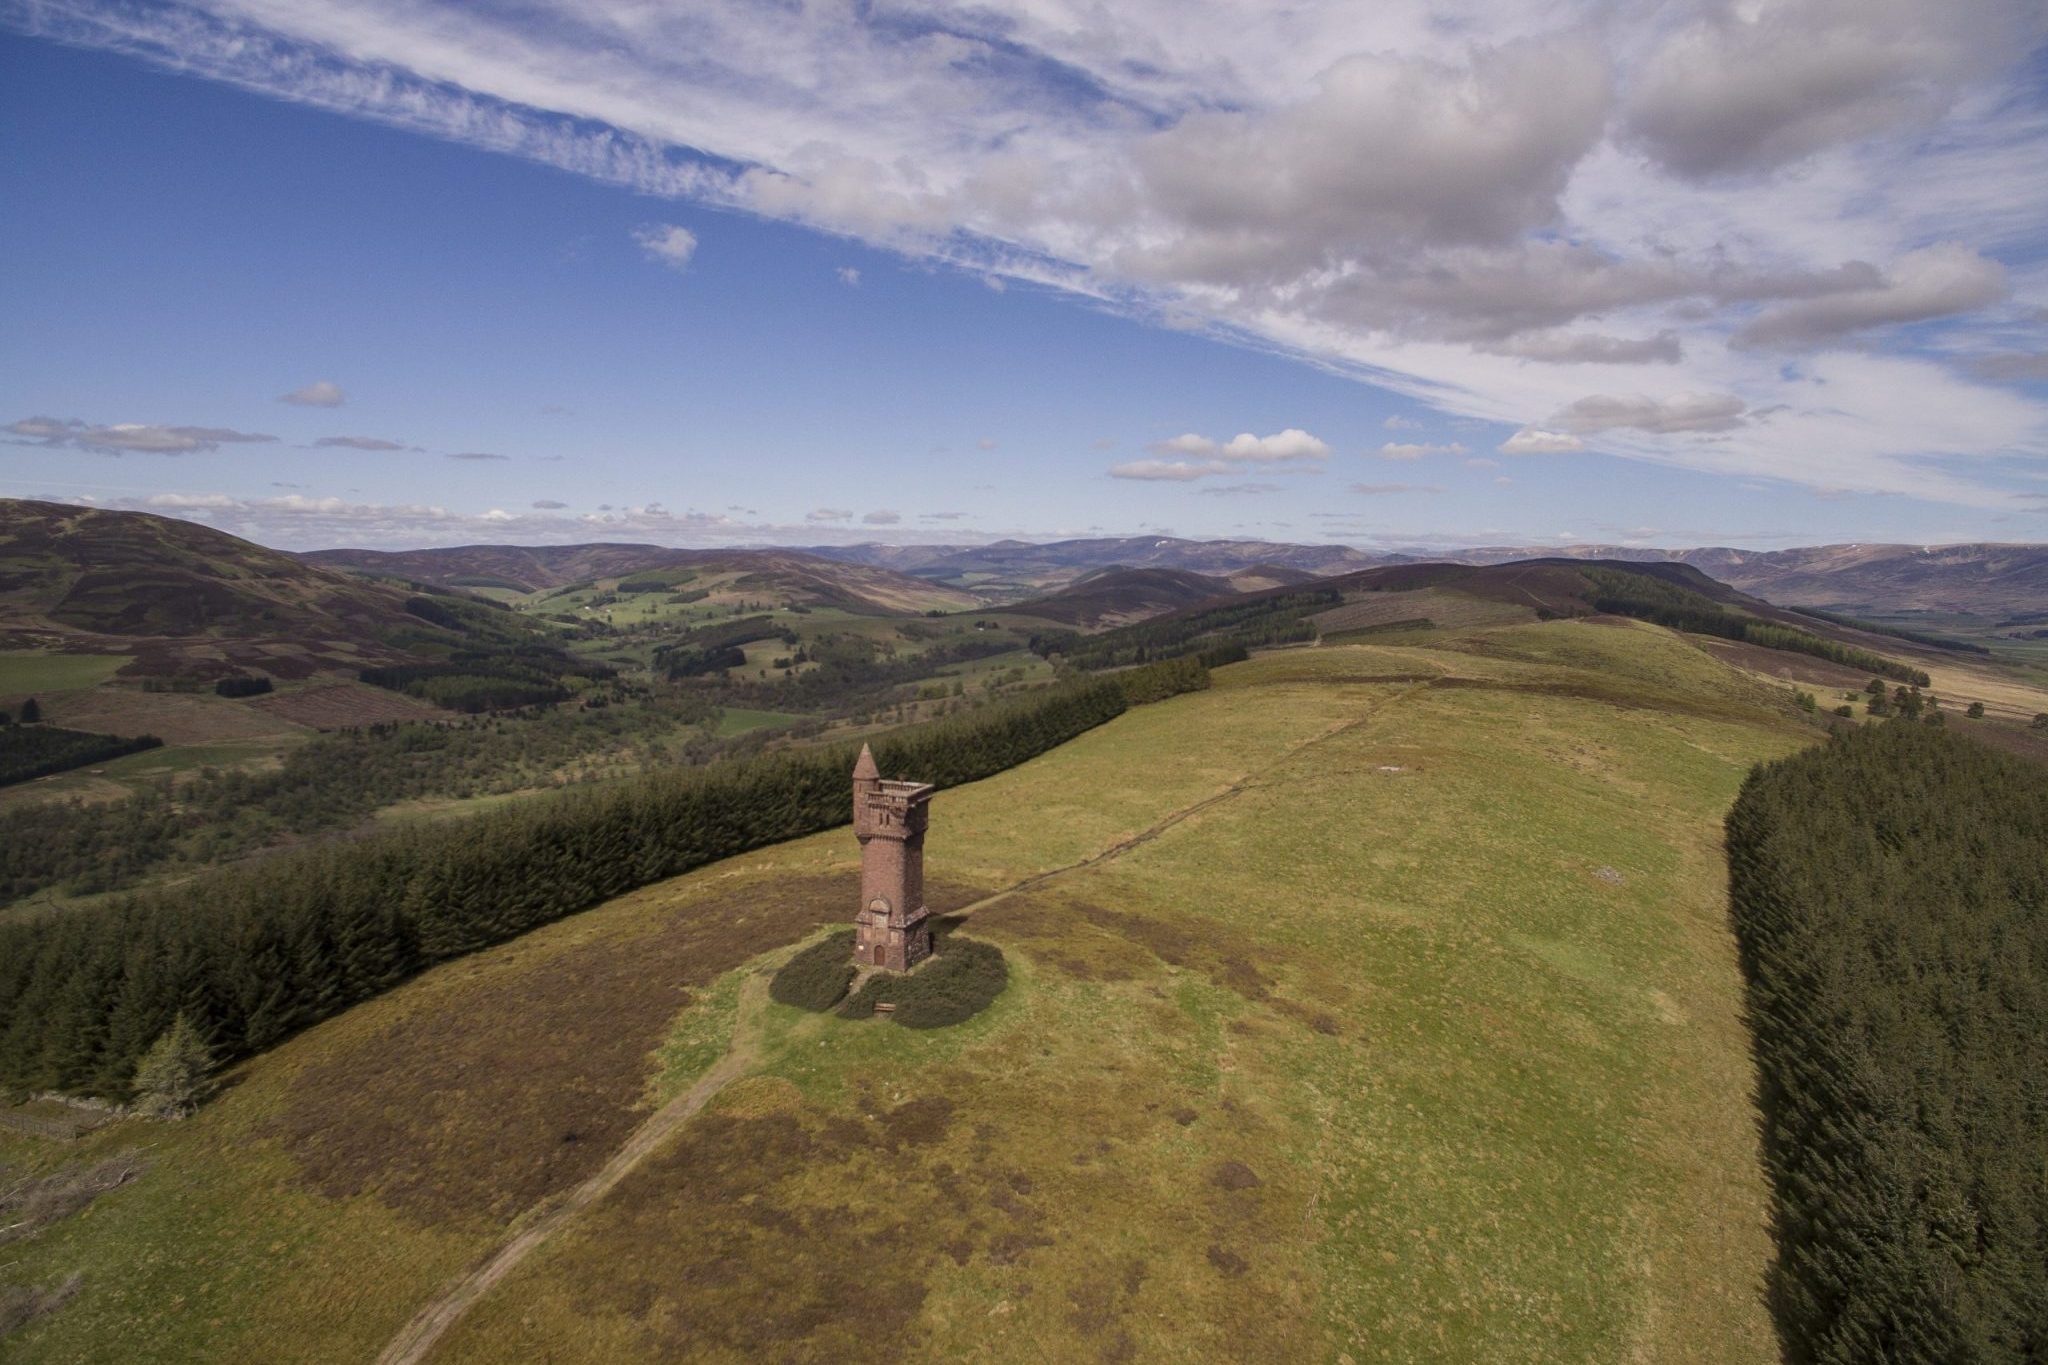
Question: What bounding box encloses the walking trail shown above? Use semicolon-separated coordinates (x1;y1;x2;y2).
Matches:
377;676;1430;1363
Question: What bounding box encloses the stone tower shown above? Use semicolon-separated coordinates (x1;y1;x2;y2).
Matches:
851;744;934;971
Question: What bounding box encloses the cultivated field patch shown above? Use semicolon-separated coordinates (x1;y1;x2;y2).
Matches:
248;682;443;730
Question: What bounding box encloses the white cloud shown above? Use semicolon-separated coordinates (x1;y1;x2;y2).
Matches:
862;509;901;524
1109;458;1232;482
15;0;2048;505
447;450;509;461
1147;428;1330;463
1378;441;1467;460
5;415;278;455
1553;393;1748;435
1383;415;1422;430
1499;427;1587;454
836;266;861;286
1623;0;2043;178
313;435;409;451
632;223;698;271
806;507;853;521
1196;482;1282;497
1487;330;1682;365
280;380;345;407
531;498;568;509
1351;482;1441;495
1734;244;2007;348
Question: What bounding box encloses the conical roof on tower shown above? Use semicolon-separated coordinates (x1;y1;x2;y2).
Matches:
852;743;879;781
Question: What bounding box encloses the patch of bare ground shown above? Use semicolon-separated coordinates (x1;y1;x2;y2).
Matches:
0;1151;148;1245
1696;637;1872;689
0;1273;82;1341
271;875;985;1224
249;681;442;730
979;892;1347;1035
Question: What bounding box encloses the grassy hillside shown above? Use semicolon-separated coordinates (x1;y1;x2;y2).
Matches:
1;616;1830;1363
305;544;978;615
0;500;558;680
1009;566;1243;627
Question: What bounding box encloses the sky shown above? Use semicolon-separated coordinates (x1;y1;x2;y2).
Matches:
3;0;2047;553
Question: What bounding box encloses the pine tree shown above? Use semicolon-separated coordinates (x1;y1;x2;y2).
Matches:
18;696;41;724
132;1014;215;1118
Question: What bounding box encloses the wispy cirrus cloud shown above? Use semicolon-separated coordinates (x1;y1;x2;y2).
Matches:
313;435;412;451
7;0;2047;505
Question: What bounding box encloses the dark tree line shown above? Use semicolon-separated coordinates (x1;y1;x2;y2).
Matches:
1037;589;1340;671
0;726;163;789
1791;606;1990;656
1580;568;1930;684
1726;721;2048;1363
0;692;728;904
0;667;1206;1099
360;646;616;713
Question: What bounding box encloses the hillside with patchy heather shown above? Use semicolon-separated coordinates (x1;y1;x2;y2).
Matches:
304;543;979;614
0;499;536;679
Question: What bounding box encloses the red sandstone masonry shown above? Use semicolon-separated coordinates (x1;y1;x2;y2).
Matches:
850;743;933;972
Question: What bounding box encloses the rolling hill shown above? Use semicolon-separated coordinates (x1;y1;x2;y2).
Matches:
807;535;1386;601
1409;542;2048;620
811;534;2048;622
0;499;550;680
304;543;979;614
1009;567;1244;627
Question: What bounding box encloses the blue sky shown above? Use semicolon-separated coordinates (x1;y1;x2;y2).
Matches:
3;2;2047;552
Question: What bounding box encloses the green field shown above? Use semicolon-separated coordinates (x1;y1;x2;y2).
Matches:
711;706;803;737
0;650;126;698
1;621;1819;1362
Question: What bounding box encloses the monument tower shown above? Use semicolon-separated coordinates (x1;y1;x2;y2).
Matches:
851;744;934;971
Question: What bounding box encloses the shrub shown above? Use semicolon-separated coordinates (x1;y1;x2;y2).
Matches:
131;1015;215;1118
1967;701;1986;719
214;675;273;698
18;698;40;724
770;932;857;1012
840;937;1008;1028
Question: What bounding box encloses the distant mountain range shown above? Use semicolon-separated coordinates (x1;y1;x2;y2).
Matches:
7;499;2042;690
807;536;2048;620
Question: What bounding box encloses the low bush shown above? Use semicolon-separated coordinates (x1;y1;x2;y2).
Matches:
770;932;856;1012
840;937;1008;1028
